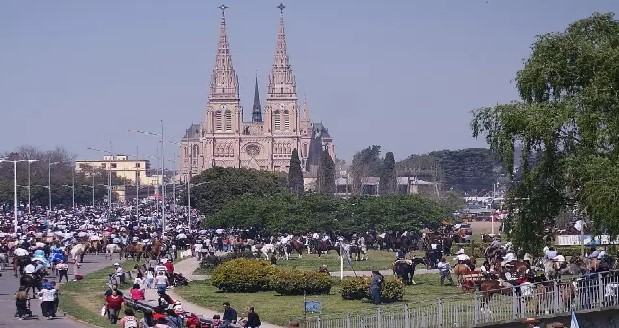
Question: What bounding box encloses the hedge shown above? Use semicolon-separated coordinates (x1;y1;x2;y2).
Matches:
210;258;332;295
200;251;257;272
340;277;404;303
211;259;275;292
270;268;333;295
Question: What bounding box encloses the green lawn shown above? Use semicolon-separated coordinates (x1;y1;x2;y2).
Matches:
174;273;471;327
59;261;139;328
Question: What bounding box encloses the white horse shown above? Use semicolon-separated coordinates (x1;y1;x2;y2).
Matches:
70;243;87;262
105;244;123;260
260;244;276;261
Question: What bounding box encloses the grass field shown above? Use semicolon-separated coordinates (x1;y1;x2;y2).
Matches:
59;261;139;328
174;273;470;326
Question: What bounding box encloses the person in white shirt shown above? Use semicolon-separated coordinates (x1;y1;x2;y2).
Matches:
194;243;203;260
57;260;70;282
114;263;125;284
24;262;36;275
38;284;58;319
437;258;454;285
501;251;517;267
14;247;29;257
454;249;470;264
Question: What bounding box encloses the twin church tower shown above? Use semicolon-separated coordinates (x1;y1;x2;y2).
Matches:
178;4;335;180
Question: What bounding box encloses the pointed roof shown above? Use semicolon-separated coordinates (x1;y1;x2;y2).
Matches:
252;74;263;122
209;5;239;101
267;3;297;99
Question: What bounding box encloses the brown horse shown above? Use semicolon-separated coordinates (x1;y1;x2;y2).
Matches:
125;243;145;261
478;279;513;310
289;238;305;258
454;263;471;287
150;239;163;258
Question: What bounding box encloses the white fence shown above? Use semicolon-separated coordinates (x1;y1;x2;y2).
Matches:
302;270;619;328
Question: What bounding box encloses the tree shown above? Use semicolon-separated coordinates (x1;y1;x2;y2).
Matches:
316;149;336;195
379;152;397;195
186;167;286;216
350;145;382;195
470;13;619;253
288;148;304;193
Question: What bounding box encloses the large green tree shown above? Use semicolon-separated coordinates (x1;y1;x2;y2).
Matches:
206;193;450;235
186;167;286;216
470;13;619;253
287;148;304;193
316;150;336;195
379;152;397;195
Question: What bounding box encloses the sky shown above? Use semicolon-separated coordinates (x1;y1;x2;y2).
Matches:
1;1;617;166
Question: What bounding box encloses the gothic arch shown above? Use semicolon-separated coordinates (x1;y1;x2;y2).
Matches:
224;110;232;132
215;110;223;132
273;110;281;131
284;110;290;131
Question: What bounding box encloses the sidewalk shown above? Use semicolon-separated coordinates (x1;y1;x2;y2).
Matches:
134;257;284;328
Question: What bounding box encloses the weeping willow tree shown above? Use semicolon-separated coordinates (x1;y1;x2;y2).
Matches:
471;13;619;254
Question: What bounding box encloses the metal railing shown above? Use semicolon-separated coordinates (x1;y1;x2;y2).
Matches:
302;270;619;328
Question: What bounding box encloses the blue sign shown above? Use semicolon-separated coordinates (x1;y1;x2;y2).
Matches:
304;301;321;312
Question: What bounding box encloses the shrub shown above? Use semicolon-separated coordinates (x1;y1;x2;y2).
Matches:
270;268;333;295
340;277;404;303
200;251;257;272
210;259;273;292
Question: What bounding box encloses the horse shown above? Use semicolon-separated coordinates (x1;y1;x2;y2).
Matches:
20;273;43;298
392;258;424;285
89;239;102;255
124;243;145;261
260;244;276;261
453;263;471;287
288;237;305;259
13;255;30;277
150;239;163;258
105;243;123;260
349;242;368;261
478;279;514;312
316;240;338;257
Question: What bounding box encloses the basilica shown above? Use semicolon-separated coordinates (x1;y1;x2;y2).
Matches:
178;5;335;179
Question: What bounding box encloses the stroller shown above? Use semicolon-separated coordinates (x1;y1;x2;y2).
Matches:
173;273;189;287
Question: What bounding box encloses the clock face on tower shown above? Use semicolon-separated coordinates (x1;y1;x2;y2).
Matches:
245;144;260;157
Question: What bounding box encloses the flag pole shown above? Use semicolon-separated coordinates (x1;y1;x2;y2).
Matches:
340;243;344;280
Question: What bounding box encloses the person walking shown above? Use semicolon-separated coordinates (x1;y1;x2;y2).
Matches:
38;282;58;319
56;259;69;282
105;289;125;324
437;257;454;286
222;302;237;328
242;306;261;328
15;286;29;320
370;270;384;305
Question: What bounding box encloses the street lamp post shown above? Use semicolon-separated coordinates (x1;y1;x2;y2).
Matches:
87;144;114;218
129;121;168;232
26;159;37;214
0;159;30;233
48;159;60;216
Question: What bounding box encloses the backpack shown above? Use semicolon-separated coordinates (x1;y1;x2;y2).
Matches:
186;314;200;328
124;316;138;328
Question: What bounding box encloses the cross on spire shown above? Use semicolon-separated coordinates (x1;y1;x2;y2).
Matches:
277;3;285;15
219;4;228;17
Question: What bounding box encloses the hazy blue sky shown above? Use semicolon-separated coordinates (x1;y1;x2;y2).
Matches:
1;1;617;166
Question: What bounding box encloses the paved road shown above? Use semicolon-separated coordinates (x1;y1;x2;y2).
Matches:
0;254;116;327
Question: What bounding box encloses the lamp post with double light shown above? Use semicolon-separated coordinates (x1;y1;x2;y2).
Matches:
0;159;31;233
25;159;38;214
129;122;168;232
48;159;60;216
87;143;114;218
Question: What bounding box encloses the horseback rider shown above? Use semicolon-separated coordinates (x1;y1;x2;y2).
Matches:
395;249;406;261
480;260;495;279
454;249;472;269
501;249;517;267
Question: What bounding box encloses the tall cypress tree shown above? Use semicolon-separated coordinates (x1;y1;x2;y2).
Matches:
317;149;336;194
379;151;398;195
288;148;304;193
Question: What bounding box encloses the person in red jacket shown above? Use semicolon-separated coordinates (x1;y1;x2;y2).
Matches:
104;290;125;324
164;260;174;286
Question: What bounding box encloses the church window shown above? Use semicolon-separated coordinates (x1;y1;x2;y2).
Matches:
215;111;223;132
303;143;308;157
284;110;290;131
273;110;281;131
224;110;232;132
192;145;199;157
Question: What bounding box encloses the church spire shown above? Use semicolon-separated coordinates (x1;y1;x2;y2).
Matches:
209;4;239;101
267;3;297;99
252;74;262;122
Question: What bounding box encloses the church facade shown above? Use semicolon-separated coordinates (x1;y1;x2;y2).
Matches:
178;6;335;180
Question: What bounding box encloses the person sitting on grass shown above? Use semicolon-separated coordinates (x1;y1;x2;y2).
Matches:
130;283;145;304
119;308;139;328
318;264;329;275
